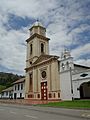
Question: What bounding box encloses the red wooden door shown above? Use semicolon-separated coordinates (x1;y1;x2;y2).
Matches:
41;82;47;100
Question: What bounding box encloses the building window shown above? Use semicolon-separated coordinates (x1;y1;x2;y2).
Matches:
58;61;60;71
21;84;23;90
30;44;33;55
6;91;8;96
18;84;20;90
54;93;55;98
49;93;52;98
41;71;46;79
62;63;65;70
9;92;12;99
20;93;22;98
66;61;69;69
29;73;33;92
30;61;32;65
28;94;33;98
38;94;40;98
2;92;4;96
15;85;16;91
58;93;60;98
14;93;17;99
41;43;44;53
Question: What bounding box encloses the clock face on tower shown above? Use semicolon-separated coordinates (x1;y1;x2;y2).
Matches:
41;71;46;79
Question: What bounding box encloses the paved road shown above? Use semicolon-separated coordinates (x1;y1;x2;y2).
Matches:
0;103;90;120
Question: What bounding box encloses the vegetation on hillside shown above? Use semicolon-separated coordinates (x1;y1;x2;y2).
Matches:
0;72;24;92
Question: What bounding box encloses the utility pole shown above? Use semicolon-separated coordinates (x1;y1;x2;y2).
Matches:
70;67;73;100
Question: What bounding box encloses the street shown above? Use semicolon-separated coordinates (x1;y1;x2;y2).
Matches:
0;103;90;120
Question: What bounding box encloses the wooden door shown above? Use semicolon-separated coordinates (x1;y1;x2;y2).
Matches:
41;82;47;100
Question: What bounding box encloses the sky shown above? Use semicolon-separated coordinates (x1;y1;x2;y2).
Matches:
0;0;90;75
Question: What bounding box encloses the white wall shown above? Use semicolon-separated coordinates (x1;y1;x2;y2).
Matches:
13;82;25;99
60;71;73;100
72;70;90;99
1;91;13;99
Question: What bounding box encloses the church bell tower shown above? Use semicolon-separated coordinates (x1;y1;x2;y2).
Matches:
26;21;50;68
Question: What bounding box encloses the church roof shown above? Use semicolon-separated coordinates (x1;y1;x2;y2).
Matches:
30;20;45;29
25;54;59;71
32;54;59;65
74;64;90;69
33;21;44;27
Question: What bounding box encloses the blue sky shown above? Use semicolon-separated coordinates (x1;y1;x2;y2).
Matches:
0;0;90;75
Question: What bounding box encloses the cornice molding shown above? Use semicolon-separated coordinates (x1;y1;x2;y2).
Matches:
25;57;58;72
26;33;50;43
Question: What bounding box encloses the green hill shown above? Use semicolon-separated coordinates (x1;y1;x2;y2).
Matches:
0;72;24;92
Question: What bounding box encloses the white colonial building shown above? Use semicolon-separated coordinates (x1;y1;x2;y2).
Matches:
60;49;90;100
72;69;90;99
13;78;25;99
0;78;25;99
1;87;13;99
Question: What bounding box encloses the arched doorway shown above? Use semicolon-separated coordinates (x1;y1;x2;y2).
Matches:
80;81;90;99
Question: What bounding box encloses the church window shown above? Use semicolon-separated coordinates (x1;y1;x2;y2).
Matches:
30;44;33;55
41;43;44;53
49;93;52;98
30;61;32;65
54;93;55;98
41;71;46;79
38;94;40;98
62;63;65;70
29;73;33;92
66;61;69;69
58;93;60;98
58;61;60;71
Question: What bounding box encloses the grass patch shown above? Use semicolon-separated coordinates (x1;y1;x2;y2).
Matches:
39;100;90;109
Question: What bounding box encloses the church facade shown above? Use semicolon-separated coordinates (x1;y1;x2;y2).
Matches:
25;21;60;100
24;21;90;101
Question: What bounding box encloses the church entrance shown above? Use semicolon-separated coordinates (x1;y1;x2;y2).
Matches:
41;81;47;100
80;81;90;99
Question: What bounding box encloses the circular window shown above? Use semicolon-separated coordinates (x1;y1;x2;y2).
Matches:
41;71;46;78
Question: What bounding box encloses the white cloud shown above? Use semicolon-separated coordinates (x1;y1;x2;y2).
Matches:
0;26;28;74
0;0;58;19
71;43;90;59
0;0;90;74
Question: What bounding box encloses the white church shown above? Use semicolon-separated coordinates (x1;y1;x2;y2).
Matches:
1;21;90;101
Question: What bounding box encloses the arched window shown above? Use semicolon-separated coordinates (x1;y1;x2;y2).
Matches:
41;43;44;53
29;73;33;92
62;63;65;70
30;44;32;54
66;61;69;69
